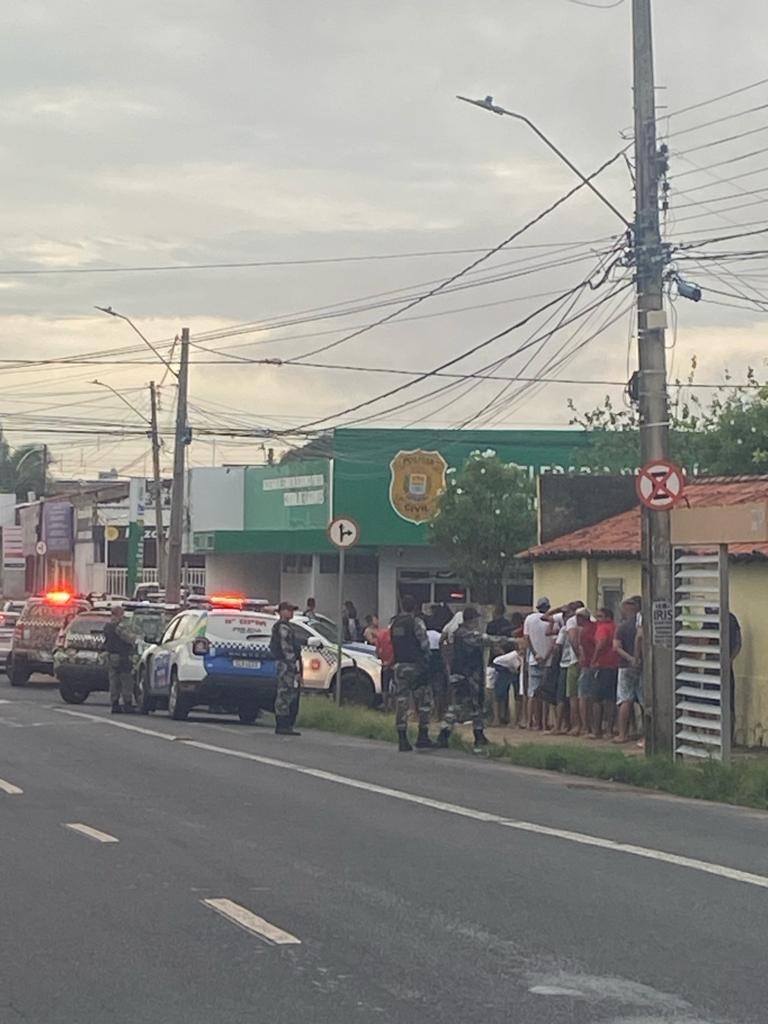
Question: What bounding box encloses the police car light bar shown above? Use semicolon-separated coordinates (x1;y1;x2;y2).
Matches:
209;594;245;609
45;591;73;605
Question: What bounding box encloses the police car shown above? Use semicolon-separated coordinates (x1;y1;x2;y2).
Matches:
137;597;280;722
10;592;92;686
136;595;383;722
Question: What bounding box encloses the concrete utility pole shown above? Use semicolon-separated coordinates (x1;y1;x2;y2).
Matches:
632;0;674;756
165;328;190;605
149;381;167;589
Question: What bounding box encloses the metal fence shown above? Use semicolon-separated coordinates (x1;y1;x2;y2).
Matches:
105;567;206;597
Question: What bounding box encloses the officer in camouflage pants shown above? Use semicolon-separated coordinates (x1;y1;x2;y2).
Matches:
391;594;433;752
438;606;493;750
270;601;302;736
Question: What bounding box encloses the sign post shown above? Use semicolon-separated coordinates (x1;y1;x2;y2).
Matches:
126;478;146;599
327;516;360;706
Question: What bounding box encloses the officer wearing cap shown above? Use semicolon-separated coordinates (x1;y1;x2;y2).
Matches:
269;601;302;736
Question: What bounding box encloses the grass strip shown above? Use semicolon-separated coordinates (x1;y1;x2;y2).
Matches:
297;699;768;811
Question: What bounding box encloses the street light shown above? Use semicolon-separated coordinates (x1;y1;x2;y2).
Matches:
91;379;153;426
456;94;631;228
94;306;177;378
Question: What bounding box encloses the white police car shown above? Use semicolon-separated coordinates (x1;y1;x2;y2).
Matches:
137;596;382;722
137;600;277;722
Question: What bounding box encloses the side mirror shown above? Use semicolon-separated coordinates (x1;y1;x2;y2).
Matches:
307;636;323;650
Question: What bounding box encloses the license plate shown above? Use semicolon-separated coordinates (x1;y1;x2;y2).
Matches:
232;659;261;669
79;650;99;662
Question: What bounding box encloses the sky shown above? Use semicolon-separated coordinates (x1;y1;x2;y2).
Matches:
2;0;768;477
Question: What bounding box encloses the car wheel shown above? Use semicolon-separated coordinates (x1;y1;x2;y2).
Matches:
238;707;260;725
338;669;375;708
59;684;89;705
137;668;155;715
167;673;190;721
9;660;30;688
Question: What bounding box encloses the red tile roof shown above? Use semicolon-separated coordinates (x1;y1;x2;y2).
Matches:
521;476;768;561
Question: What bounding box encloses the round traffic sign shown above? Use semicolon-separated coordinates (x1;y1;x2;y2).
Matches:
35;540;47;556
636;459;685;511
327;516;360;549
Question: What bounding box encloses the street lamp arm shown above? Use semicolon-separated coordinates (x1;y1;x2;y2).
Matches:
456;95;631;228
91;379;153;427
94;306;178;378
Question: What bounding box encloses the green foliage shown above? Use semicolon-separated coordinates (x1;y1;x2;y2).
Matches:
2;444;52;499
569;361;768;475
428;451;536;603
298;700;768;810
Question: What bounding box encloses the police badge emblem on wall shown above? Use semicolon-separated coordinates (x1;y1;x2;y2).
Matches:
389;449;448;524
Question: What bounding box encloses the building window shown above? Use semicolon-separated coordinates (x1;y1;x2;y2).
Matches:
599;578;624;616
434;583;467;604
282;554;313;574
319;553;377;574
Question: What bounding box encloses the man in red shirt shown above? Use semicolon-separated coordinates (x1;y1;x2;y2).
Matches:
576;607;596;738
590;607;620;739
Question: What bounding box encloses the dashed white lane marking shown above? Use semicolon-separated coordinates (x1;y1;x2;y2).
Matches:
0;778;23;795
202;898;301;945
52;707;768;892
64;823;119;844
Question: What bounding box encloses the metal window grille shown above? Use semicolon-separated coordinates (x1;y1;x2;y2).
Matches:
673;546;731;761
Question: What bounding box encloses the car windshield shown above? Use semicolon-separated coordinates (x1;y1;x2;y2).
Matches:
308;616;339;644
130;611;171;643
206;614;273;642
25;603;78;621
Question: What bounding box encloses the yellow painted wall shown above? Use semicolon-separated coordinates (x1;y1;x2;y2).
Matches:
533;556;768;747
534;558;640;611
730;564;767;748
531;561;582;607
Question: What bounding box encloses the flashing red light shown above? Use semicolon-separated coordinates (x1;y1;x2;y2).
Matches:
309;657;322;672
45;591;73;605
209;594;244;610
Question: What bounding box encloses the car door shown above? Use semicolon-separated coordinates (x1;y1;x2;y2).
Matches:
150;614;185;694
296;624;333;692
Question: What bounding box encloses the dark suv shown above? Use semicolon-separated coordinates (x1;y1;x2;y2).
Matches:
10;593;91;686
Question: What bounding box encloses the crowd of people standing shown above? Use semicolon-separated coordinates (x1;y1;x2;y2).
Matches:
374;594;647;749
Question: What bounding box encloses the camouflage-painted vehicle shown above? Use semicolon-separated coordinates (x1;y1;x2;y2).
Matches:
54;603;179;705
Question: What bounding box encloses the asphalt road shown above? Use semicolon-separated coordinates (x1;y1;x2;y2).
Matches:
2;680;768;1024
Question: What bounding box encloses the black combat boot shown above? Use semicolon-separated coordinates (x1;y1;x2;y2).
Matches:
397;728;413;752
473;727;489;749
436;727;451;749
415;725;435;749
111;701;123;715
275;716;301;736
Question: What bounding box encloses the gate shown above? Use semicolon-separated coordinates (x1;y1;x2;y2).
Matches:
673;546;731;761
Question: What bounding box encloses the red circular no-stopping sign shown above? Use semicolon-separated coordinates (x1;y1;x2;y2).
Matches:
636;459;685;510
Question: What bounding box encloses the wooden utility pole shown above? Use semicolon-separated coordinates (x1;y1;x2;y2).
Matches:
165;328;189;605
149;381;166;589
632;0;674;755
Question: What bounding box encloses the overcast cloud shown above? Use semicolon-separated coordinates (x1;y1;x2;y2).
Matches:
2;0;767;475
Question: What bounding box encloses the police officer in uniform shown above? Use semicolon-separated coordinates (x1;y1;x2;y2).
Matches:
103;605;137;715
391;594;433;752
270;601;302;736
438;606;492;750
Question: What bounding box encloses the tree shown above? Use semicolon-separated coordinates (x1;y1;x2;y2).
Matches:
0;436;52;499
568;362;768;475
429;451;536;604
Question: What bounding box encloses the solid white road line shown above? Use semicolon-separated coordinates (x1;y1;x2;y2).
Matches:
50;708;768;892
202;898;301;945
0;778;23;795
64;823;120;844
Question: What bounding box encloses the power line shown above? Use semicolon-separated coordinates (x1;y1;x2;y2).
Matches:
674;123;768;157
0;246;525;276
665;76;768;122
672;143;768;178
663;102;768;142
280;148;629;364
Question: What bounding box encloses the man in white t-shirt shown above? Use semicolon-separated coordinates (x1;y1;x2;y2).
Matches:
523;597;555;729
